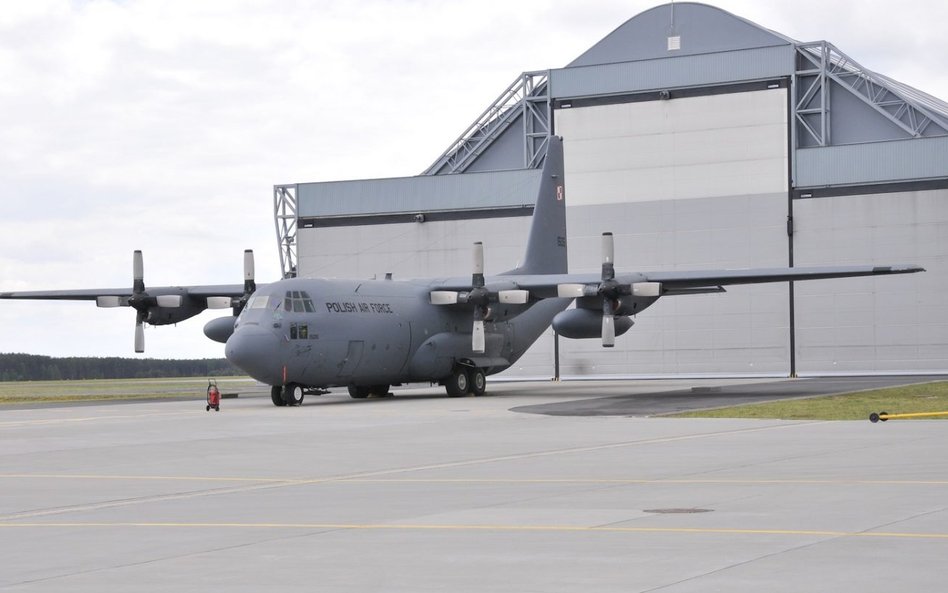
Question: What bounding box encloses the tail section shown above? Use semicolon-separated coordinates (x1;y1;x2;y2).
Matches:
503;135;567;276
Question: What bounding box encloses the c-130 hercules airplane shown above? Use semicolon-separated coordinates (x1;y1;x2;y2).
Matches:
0;137;925;406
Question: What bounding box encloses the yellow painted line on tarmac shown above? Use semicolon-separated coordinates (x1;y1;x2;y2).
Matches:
0;410;196;428
4;474;948;487
336;477;948;486
0;473;292;484
1;521;947;541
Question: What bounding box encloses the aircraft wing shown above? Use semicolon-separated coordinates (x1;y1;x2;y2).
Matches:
0;285;247;301
498;264;925;298
638;264;926;289
0;249;261;353
504;265;925;298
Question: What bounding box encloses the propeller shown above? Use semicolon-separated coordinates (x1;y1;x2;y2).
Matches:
429;242;530;354
556;233;622;348
93;250;178;353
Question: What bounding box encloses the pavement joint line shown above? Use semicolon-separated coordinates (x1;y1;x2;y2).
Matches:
0;421;836;521
1;521;947;540
4;474;948;486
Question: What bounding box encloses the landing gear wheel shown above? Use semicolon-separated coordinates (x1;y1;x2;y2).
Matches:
348;385;370;399
370;384;390;397
283;383;304;406
206;404;210;411
468;368;486;396
271;385;286;407
445;368;470;397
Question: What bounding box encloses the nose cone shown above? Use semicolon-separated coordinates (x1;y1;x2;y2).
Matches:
225;326;281;384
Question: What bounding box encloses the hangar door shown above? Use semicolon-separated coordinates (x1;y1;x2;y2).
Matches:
552;88;792;375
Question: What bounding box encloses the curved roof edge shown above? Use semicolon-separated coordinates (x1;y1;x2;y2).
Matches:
568;2;795;68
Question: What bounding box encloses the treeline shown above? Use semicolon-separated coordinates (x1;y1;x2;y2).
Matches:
0;353;239;382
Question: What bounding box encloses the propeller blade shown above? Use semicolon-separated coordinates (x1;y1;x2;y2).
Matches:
134;319;145;353
602;232;614;265
430;291;459;305
96;296;125;308
156;295;182;308
601;314;615;348
472;242;484;277
498;290;529;304
472;319;486;353
601;232;615;282
557;284;587;298
602;295;617;348
133;250;144;294
206;296;234;309
244;249;256;293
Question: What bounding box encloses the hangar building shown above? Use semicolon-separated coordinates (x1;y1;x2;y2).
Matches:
273;2;948;378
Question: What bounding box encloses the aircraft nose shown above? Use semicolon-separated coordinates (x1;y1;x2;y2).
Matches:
225;325;282;384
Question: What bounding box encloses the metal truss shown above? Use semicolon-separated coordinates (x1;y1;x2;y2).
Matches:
795;41;948;146
423;70;552;175
273;184;298;279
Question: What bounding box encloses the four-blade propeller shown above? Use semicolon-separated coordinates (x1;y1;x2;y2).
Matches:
96;250;256;353
94;250;183;353
557;233;661;347
429;242;529;353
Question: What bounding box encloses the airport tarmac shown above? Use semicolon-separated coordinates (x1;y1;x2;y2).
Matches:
2;377;947;592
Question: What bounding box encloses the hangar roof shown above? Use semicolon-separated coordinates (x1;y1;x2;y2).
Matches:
424;2;948;182
568;2;793;67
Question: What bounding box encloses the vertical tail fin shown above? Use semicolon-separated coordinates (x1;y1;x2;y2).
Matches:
503;135;567;276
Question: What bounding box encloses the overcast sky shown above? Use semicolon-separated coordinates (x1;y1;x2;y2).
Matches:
1;0;946;360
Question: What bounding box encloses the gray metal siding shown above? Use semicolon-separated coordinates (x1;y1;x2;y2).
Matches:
559;195;790;377
297;169;541;218
795;136;948;188
793;189;948;373
551;46;794;100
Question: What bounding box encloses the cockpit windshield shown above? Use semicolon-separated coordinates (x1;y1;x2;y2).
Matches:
284;291;315;313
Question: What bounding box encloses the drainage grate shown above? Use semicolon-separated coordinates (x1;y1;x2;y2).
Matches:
643;508;713;514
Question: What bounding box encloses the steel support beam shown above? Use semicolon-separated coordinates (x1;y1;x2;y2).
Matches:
274;184;298;279
423;70;552;175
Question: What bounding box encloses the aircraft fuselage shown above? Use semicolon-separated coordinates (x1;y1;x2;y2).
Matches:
224;276;566;390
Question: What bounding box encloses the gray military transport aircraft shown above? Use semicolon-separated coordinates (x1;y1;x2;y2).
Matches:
0;137;925;406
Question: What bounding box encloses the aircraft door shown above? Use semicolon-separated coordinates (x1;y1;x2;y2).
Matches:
337;340;364;379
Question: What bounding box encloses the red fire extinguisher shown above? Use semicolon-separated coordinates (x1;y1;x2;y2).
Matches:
206;380;221;412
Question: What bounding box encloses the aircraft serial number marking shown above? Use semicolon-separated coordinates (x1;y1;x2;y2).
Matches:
325;302;393;314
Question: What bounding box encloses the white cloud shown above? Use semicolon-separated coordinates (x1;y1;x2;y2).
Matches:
0;0;945;358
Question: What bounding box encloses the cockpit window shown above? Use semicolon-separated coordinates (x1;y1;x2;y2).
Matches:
247;295;270;309
284;290;315;314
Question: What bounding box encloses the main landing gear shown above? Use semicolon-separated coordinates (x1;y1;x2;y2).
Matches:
444;365;486;397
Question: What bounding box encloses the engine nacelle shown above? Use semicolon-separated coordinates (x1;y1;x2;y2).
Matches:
552;308;634;340
204;316;237;343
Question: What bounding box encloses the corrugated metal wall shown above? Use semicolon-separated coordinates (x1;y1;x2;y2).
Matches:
553;88;792;375
793;190;948;373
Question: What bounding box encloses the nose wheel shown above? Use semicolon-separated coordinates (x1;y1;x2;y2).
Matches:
270;385;286;407
282;383;304;406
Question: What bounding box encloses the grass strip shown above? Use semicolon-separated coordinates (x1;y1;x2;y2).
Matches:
668;381;948;420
